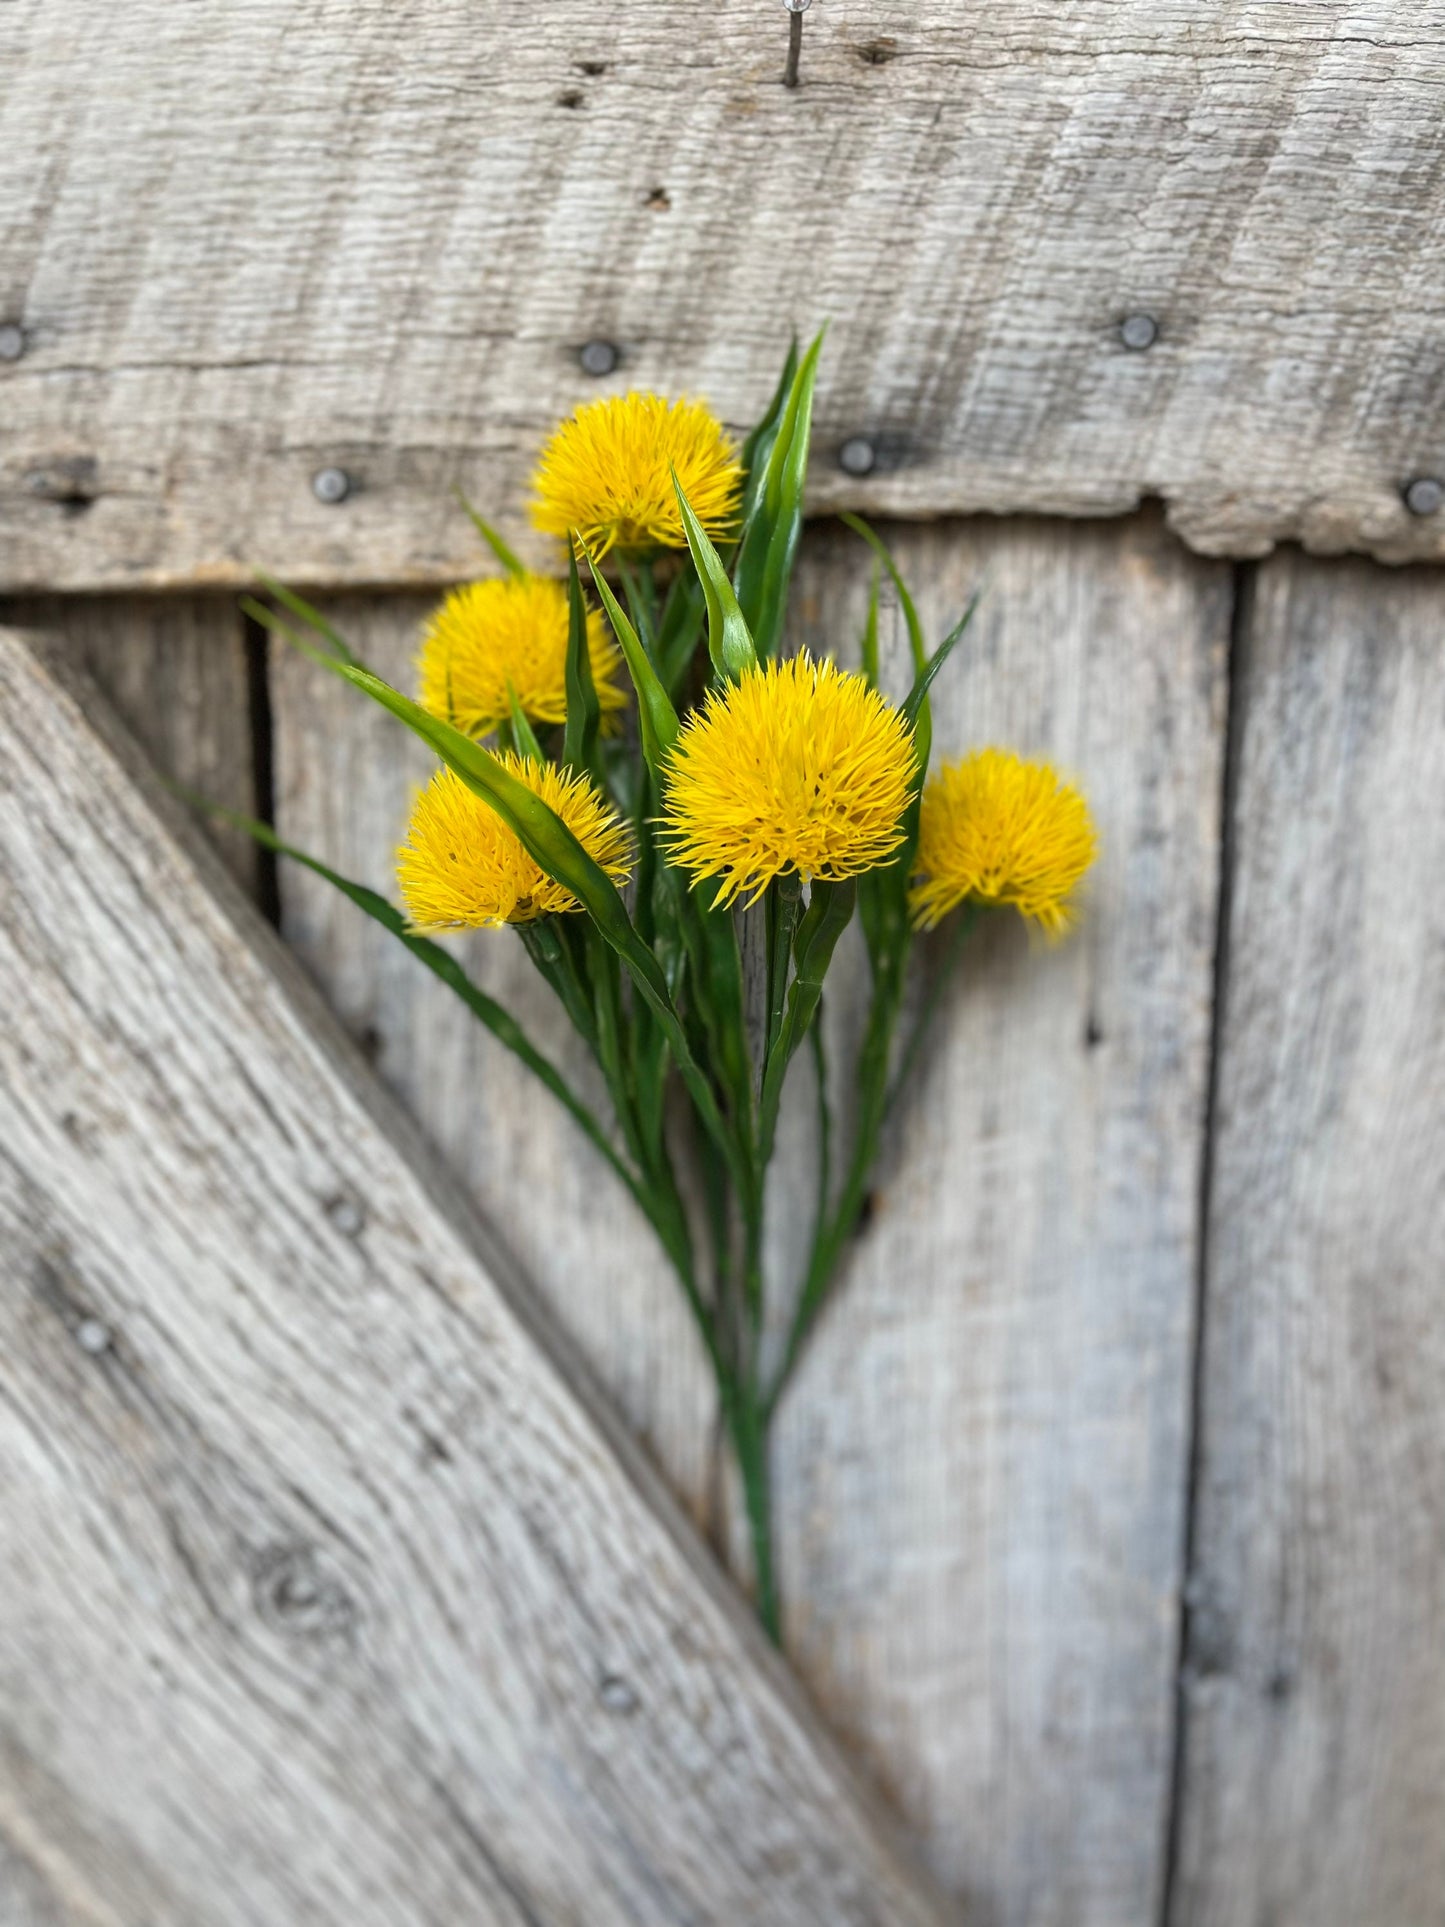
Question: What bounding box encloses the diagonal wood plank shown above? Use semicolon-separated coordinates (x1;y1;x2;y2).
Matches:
4;2;1444;589
0;625;948;1927
1170;554;1445;1927
772;513;1233;1923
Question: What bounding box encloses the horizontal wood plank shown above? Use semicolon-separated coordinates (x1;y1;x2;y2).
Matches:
762;513;1233;1922
1171;554;1445;1926
0;625;947;1927
3;2;1444;588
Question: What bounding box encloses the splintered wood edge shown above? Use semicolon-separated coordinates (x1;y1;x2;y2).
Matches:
0;622;952;1925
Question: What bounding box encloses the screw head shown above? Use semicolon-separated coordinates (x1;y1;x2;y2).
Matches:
598;1674;639;1715
325;1193;366;1238
311;466;351;505
579;338;620;377
1403;476;1444;517
784;0;812;11
838;436;877;477
0;323;25;363
1120;313;1159;352
75;1317;112;1356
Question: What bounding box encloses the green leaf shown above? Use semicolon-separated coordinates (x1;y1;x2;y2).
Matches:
653;565;708;699
505;679;545;763
672;469;758;684
861;558;881;688
180;793;637;1194
738;336;800;528
732;329;824;661
839;511;934;765
562;546;601;775
900;586;983;775
585;549;681;774
757;876;856;1164
252;573;361;668
456;492;526;577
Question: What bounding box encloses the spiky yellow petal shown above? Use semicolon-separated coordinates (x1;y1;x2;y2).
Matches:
531;393;742;556
661;654;916;907
396;754;633;931
417;575;626;738
910;748;1097;937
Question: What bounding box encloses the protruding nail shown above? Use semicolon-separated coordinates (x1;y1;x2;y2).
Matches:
1119;313;1159;352
311;466;351;505
1403;476;1444;517
579;339;620;377
838;436;877;477
783;0;810;88
75;1317;112;1356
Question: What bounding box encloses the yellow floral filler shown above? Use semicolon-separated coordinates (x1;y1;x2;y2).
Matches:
662;653;917;907
531;393;743;557
397;755;633;931
910;748;1097;937
417;574;627;738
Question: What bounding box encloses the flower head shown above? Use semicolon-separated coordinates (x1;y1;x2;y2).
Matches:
397;754;633;931
661;653;916;907
417;575;626;738
531;393;743;556
910;748;1097;937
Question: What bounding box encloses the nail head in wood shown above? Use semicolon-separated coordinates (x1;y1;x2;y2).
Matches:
311;466;351;505
1120;314;1159;352
598;1674;640;1715
0;322;25;362
1403;476;1444;517
325;1193;366;1238
838;436;877;477
579;339;620;377
75;1317;112;1355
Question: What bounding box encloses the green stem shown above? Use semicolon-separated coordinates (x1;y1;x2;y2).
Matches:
886;901;983;1115
727;1388;780;1643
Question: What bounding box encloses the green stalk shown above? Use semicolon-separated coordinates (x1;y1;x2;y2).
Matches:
726;1387;780;1644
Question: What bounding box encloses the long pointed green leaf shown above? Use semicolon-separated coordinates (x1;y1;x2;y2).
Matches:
757;876;856;1163
732;329;824;661
456;492;526;577
900;586;983;774
181;793;637;1195
839;511;935;766
585;550;680;773
861;558;881;688
738;336;800;528
673;470;757;684
505;678;545;763
253;572;360;668
562;546;601;775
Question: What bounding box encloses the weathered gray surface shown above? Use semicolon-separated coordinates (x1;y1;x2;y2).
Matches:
0;625;948;1927
774;515;1232;1922
3;594;260;895
268;597;721;1531
1172;555;1445;1927
265;516;1233;1921
4;1;1445;591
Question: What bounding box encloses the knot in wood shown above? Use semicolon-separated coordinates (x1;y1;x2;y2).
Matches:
252;1543;356;1645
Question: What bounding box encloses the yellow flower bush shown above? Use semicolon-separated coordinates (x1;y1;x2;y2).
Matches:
247;335;1097;1645
417;575;626;738
397;756;633;930
911;749;1097;936
662;654;916;906
531;393;742;556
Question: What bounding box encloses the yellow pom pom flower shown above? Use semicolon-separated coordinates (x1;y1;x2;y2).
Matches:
910;748;1097;937
661;654;917;907
417;574;626;738
531;393;743;556
397;755;633;931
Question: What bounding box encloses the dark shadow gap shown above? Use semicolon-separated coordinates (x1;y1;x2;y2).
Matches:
244;608;281;925
1158;557;1255;1925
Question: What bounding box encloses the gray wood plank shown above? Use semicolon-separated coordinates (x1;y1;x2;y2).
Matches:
3;2;1444;590
770;513;1233;1923
268;597;721;1530
1171;554;1445;1927
0;624;948;1927
3;594;260;897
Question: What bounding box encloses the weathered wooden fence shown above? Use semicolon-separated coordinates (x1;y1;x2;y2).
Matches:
2;4;1443;1924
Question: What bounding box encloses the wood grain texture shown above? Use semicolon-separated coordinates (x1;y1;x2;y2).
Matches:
1;595;261;897
267;599;720;1528
4;0;1444;590
770;514;1232;1922
0;624;948;1927
1171;555;1445;1927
